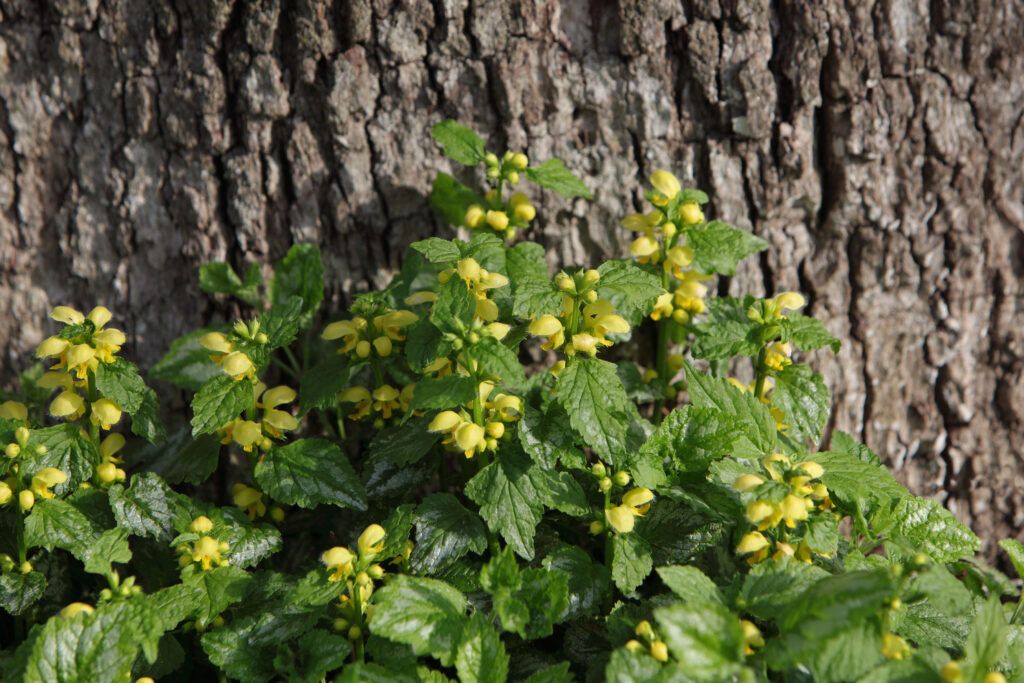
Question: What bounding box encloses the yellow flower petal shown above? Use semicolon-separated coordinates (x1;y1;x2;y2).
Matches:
649;170;681;198
51;306;84;325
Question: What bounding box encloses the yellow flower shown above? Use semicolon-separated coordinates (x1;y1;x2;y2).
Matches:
982;674;1006;683
31;467;67;499
428;410;461;433
322;546;355;581
736;531;769;555
455;422;486;458
486;210;509;231
764;342;792;372
679;202;704;225
734;474;765;492
528;314;565;351
0;481;13;506
90;399;122;431
372;385;401;420
665;246;694;270
622;487;653;516
405;291;437;306
881;633;910;661
191;515;215;533
649;170;681;206
50;390;85;420
64;344;97;380
358;524;386;557
222;419;263;452
0;401;26;423
220;351;255;381
36;336;70;359
199;331;233;354
740;620;764;655
60;602;95;618
605;505;636;533
19;489;35;511
51;306;86;325
629;235;659;260
780;494;809;528
259;385;298;437
464;204;485;228
339;386;373;420
232;483;267;519
650;292;673;321
745;500;779;529
940;662;962;682
650;640;669;662
191;536;226;571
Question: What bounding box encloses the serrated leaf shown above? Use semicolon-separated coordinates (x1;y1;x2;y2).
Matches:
461;232;507;274
634;406;743;479
595;260;663;325
543;545;611;620
271;244;324;327
506;241;549;283
472;336;526;387
412;236;463;264
108;472;188;541
20;424;101;494
130;387;166;443
93;357;148;414
190;376;253;436
283;629;351;683
512;278;562;319
431;120;486;165
431;278;477;332
255;438;367;510
962;597;1008;683
411;493;488;574
0;571;46;616
367;415;440;466
771;362;830;442
654;601;746;680
780;313;841;353
736;557;831;620
999;539;1024;580
524;158;592;199
455;611;509;683
685;220;767;276
656;565;725;605
480;548;569;640
465;449;546;560
409;376;477;412
691;297;761;360
557;357;631;461
298;353;352;414
200;262;262;306
258;296;304;349
524;662;574;683
518;401;585;470
135;429;221;486
604;649;672;683
610;533;653;594
371;575;467;666
683;363;775;456
812;449;906;512
149;327;223;391
185;565;253;624
881;497;980;563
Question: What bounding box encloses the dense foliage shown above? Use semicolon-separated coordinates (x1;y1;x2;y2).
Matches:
1;121;1022;683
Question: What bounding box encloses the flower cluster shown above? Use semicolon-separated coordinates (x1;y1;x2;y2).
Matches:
339;383;414;425
35;306;127;429
427;381;522;459
733;455;833;565
624;619;669;663
199;324;264;382
621;170;712;325
463;151;536;241
321;309;418;360
95;433;128;486
177;516;230;571
219;383;299;453
437;257;509;322
321;524;396;642
527;269;630;360
584;465;655;535
232;483;283;522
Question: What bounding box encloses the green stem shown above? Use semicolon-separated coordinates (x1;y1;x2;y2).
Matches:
351;582;366;663
752;346;768;400
1012;596;1024;625
282;345;303;376
270;357;299;380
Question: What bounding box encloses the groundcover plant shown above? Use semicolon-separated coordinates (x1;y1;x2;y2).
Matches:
0;121;1022;683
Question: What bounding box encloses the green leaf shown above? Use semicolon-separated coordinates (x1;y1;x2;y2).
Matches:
656;565;725;605
465;450;546;560
130;387;166;443
524;158;592;199
610;533;653;594
455;612;510;683
255;438;367;510
604;649;673;683
506;241;549;283
812;449;906;511
524;662;574;683
20;598;163;683
134;429;221;486
557;357;631;461
298;353;352;414
737;557;830;621
149;327;222;391
200;262;263;306
472;336;526;387
412;236;463;264
93;357;148;414
185;565;253;624
20;424;101;494
683;363;775;456
999;539;1024;580
512;278;562;319
773;570;896;665
780;312;841;353
634;406;743;478
190;376;253;436
431;277;476;332
411;493;488;574
543;545;611;620
461;232;507;274
518;401;585;470
962;597;1008;683
0;571;46;616
271;244;324;326
596;260;664;325
431;120;486;165
370;575;467;666
24;498;97;558
480;548;569;640
258;296;304;349
186;507;282;570
685;220;768;276
771;362;830;442
108;472;188;542
880;497;980;563
368;415;440;466
409;376;477;412
654;601;746;681
691;297;761;360
281;629;351;683
428;174;483;227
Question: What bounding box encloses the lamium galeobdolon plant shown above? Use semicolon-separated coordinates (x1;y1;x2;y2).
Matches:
0;122;1022;683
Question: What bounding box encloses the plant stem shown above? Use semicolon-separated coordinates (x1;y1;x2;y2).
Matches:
753;346;768;400
351;581;366;663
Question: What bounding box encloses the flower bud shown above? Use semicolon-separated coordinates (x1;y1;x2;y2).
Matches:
464;204;485;228
486;210;509;231
612;471;631;486
511;152;528;170
650;640;669;662
506;171;519;185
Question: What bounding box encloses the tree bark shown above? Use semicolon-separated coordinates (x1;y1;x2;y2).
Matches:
1;0;1022;548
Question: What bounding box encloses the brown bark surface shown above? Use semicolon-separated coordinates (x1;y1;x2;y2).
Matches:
1;0;1022;547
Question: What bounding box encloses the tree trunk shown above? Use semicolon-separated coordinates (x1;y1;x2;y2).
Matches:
1;0;1022;549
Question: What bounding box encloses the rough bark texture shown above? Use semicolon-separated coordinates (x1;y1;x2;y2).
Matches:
1;0;1022;547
